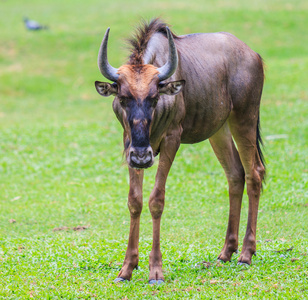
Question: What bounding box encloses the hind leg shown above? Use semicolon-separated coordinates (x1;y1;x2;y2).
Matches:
228;113;265;264
209;123;245;262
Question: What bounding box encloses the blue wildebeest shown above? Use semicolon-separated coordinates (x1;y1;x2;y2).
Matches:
95;19;265;284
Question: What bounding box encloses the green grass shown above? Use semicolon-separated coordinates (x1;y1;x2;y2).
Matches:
1;0;307;298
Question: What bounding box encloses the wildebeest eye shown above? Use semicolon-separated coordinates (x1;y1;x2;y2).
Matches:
152;98;158;107
118;97;128;106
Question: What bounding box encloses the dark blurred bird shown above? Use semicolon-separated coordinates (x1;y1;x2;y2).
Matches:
23;17;48;30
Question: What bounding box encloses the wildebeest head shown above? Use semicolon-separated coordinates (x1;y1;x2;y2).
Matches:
95;27;184;169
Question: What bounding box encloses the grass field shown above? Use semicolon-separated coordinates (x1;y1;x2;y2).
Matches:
1;0;307;298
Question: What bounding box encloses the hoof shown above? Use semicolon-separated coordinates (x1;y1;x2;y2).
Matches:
237;261;250;266
114;277;127;283
149;279;164;285
217;256;231;263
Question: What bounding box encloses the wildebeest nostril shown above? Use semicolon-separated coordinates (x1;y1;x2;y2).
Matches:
130;147;151;159
148;148;153;156
129;146;154;168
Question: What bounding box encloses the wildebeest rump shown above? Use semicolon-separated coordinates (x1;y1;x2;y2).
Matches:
95;19;265;284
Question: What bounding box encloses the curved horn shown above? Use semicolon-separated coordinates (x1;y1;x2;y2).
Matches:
157;27;178;81
98;27;119;82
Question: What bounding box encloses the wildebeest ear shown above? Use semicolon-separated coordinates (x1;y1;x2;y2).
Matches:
159;80;185;95
95;81;118;97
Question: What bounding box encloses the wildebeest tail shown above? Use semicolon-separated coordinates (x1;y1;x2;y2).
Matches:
256;113;266;183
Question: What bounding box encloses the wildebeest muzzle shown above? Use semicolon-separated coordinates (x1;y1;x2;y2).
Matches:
128;146;154;169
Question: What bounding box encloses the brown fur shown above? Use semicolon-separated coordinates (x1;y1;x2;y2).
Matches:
97;19;266;283
117;64;159;99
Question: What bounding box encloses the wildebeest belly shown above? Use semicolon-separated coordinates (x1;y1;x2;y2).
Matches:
176;47;233;143
180;94;232;144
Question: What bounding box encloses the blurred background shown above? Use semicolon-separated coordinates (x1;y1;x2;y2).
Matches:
1;0;307;248
1;0;307;245
0;0;307;297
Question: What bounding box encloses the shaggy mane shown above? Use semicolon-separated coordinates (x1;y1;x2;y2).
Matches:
127;18;177;65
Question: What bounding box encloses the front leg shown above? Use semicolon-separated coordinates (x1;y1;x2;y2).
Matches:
148;130;181;284
115;168;143;282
